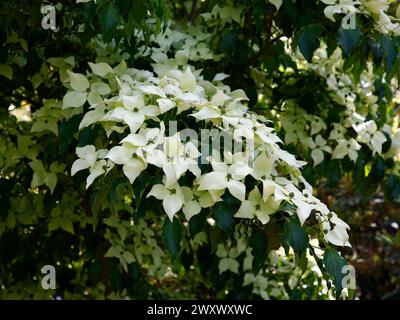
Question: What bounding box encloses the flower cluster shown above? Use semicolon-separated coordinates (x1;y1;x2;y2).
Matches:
322;0;400;36
65;50;350;248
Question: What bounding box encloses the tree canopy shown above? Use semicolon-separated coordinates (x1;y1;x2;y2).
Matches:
1;0;400;300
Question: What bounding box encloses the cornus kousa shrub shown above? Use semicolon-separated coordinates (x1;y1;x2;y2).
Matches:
2;0;400;300
61;49;352;299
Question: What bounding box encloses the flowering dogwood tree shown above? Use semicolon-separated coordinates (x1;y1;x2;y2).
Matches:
1;0;399;299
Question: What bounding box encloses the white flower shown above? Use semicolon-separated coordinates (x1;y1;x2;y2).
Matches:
181;187;219;220
106;144;146;184
353;120;387;155
191;90;244;127
198;152;252;201
147;132;201;187
332;138;361;162
216;244;240;274
321;212;351;247
311;135;332;167
71;145;113;188
235;187;281;224
147;182;185;221
101;95;159;133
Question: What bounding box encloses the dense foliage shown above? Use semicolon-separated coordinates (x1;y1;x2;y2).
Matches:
1;0;399;299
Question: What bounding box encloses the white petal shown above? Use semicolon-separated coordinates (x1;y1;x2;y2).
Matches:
71;159;90;176
198;192;215;207
146;149;166;167
198;172;227;190
227;179;246;201
106;146;132;164
181;186;194;202
121;134;147;147
254;152;273;177
163;163;179;187
163;194;184;221
147;184;168;200
230;162;253;180
296;202;312;226
248;187;262;203
122;95;144;110
268;0;282;10
180;67;196;92
67;70;89;92
86;161;106;188
174;159;190;179
332;141;347;159
234;200;255;219
324;215;351;247
63;91;87;109
138;85;166;98
123;159;146;184
79;106;106;129
311;148;324;167
88;62;113;77
211;90;228;107
157;98;176;114
182;200;201;221
255;210;270;224
191;108;220;121
76;145;97;164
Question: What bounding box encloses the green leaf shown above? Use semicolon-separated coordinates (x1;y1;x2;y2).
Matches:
189;210;206;237
368;156;385;182
283;218;309;255
214;202;234;233
59;114;82;153
380;35;397;71
44;172;57;194
6;212;16;229
323;248;348;299
298;25;322;62
385;174;400;201
101;4;119;33
59;216;75;234
0;64;12;80
162;218;182;261
132;0;147;23
249;232;268;274
338;26;362;56
122;251;135;264
220;31;237;56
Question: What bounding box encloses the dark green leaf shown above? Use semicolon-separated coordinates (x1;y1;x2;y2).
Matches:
283;218;309;255
59;114;82;154
249;232;268;274
132;0;147;23
214;202;234;233
162;218;182;261
338;26;362;56
380;35;397;71
189;210;207;237
384;174;400;201
298;25;323;62
323;248;348;299
368;156;385;182
101;4;119;33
